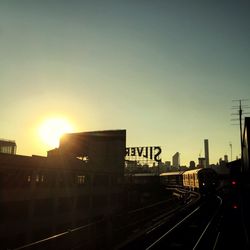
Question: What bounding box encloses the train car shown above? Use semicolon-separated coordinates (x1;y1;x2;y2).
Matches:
183;168;218;193
160;171;184;187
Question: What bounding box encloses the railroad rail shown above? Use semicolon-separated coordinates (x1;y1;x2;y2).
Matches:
116;190;200;249
11;189;197;250
113;191;197;246
119;195;222;250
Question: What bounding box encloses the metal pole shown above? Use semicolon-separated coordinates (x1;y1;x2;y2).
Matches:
239;100;243;172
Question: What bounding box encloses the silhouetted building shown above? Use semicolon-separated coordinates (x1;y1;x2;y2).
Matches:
165;161;171;168
172;152;180;169
224;155;228;163
204;139;209;168
189;161;196;169
198;157;205;168
219;157;227;167
165;161;171;171
0;130;126;249
0;139;16;154
48;130;126;175
179;165;188;171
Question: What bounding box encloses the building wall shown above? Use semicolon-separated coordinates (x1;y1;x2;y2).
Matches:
172;152;180;168
57;130;126;175
0;130;126;248
0;139;16;154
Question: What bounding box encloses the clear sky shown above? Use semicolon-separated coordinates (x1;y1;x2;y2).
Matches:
1;0;249;166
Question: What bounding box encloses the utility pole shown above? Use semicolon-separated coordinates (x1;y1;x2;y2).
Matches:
231;99;250;171
239;100;243;166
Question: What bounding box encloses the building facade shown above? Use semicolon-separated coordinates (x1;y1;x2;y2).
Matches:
0;139;16;154
0;130;126;249
172;152;180;169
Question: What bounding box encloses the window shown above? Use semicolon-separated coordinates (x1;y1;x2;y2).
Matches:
77;175;85;185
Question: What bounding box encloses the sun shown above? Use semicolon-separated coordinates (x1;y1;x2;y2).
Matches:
39;117;74;148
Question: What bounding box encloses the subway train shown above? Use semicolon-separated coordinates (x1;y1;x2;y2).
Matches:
160;168;219;194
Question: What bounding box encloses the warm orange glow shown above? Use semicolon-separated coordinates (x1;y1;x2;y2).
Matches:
38;117;73;148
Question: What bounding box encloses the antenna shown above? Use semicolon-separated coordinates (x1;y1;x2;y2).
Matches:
229;142;232;161
199;149;202;157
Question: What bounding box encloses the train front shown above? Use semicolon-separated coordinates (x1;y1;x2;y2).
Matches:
198;168;218;194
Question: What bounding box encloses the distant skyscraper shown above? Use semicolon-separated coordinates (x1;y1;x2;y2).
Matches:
172;152;180;169
204;139;209;168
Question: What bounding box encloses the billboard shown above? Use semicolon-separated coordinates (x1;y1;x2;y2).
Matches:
126;146;162;163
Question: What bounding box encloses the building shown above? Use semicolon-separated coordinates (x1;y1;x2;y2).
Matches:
224;155;228;163
0;130;126;249
172;152;180;169
198;157;206;168
0;139;16;154
219;157;227;167
189;161;196;169
50;130;126;175
204;139;209;168
165;161;171;171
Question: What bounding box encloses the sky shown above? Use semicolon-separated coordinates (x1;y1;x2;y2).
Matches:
1;0;250;166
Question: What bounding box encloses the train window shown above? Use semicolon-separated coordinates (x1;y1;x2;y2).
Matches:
77;175;85;185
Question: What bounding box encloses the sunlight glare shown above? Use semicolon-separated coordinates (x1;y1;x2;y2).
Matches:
39;118;73;148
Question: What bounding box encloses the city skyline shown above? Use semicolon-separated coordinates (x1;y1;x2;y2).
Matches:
1;1;250;166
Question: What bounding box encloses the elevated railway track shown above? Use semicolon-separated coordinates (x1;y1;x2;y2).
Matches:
11;189;197;250
119;195;222;250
